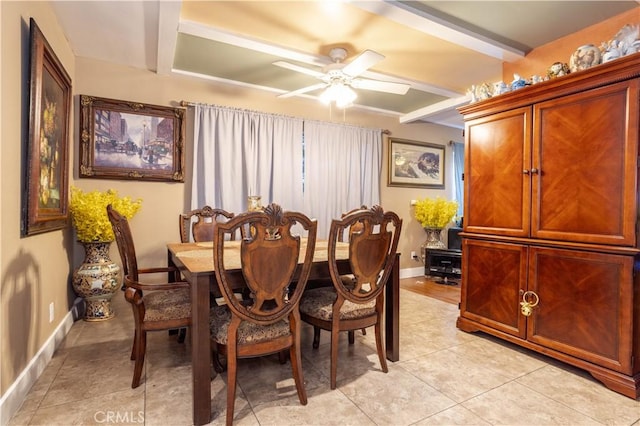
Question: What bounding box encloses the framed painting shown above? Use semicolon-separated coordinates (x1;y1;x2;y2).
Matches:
79;95;185;182
387;138;445;188
24;18;72;236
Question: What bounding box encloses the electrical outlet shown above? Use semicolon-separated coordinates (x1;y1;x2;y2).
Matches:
411;251;419;260
410;199;417;206
49;302;54;323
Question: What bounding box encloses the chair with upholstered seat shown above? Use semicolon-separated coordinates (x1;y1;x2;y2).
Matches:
308;205;368;339
338;206;368;340
107;205;192;389
210;202;317;425
179;205;235;243
299;205;402;389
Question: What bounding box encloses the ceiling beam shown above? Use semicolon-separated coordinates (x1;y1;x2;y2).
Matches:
354;0;525;62
400;95;470;124
157;0;182;75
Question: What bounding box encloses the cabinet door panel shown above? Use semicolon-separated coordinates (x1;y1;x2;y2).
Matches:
461;239;527;338
465;107;531;237
528;247;634;372
532;80;639;245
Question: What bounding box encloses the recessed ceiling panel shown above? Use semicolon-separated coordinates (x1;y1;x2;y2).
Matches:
51;0;640;128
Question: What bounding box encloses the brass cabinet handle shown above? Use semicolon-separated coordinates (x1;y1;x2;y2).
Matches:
520;290;539;317
530;168;539;174
523;169;530;175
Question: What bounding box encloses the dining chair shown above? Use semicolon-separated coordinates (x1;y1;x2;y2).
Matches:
339;206;368;339
107;205;192;388
299;205;402;389
309;206;369;340
306;205;366;291
210;202;317;425
179;205;235;243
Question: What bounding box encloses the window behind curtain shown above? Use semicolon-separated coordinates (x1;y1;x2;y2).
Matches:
190;104;381;239
452;141;464;221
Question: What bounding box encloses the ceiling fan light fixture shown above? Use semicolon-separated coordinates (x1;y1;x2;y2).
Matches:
319;83;357;108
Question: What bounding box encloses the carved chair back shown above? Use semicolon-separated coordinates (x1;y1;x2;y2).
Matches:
213;203;317;325
107;205;140;282
337;205;367;242
179;206;235;243
329;205;402;304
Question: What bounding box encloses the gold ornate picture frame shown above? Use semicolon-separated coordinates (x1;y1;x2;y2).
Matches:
79;95;185;182
24;19;72;236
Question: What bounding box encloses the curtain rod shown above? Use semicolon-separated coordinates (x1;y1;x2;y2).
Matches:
179;100;390;135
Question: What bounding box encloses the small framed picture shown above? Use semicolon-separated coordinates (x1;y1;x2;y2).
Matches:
78;95;185;182
24;19;72;236
387;138;445;188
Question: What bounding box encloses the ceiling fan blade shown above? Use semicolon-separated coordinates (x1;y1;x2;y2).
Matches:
278;82;327;98
273;61;325;78
351;78;411;95
342;50;385;77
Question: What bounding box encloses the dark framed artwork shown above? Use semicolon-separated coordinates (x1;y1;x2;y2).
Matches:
24;18;72;236
387;138;445;189
79;95;185;182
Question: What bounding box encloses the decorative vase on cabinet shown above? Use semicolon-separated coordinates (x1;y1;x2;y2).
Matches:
72;241;121;321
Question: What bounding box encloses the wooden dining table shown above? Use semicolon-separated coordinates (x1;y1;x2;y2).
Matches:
167;239;400;426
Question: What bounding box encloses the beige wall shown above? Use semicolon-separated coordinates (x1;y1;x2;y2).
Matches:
73;56;461;275
1;1;76;394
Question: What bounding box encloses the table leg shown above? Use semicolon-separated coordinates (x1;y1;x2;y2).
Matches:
192;273;212;425
385;253;400;362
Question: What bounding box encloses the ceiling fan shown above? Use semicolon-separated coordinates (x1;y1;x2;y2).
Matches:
273;47;411;107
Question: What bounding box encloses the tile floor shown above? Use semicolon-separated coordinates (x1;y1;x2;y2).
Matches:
9;279;640;425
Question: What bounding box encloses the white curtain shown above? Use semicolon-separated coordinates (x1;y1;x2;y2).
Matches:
191;104;304;215
303;120;381;238
190;104;381;239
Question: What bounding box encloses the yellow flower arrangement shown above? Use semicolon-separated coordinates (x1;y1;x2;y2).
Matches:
414;197;458;229
69;187;142;242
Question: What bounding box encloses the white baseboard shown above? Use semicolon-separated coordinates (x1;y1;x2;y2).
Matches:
0;298;82;425
400;266;424;279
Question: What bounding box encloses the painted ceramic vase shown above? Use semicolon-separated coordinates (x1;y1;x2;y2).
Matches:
72;241;121;321
569;44;601;72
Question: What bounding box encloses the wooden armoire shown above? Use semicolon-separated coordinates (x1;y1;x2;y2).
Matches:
457;53;640;399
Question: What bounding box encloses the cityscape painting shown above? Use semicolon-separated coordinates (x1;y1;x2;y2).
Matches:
78;95;185;182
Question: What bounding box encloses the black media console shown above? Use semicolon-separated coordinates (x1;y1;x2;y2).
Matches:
424;227;463;284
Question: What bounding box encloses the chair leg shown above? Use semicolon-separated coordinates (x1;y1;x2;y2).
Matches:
361;328;367;335
130;329;138;360
330;326;340;389
213;353;225;373
374;321;388;373
211;342;225;374
289;315;307;405
177;327;187;343
348;330;355;344
225;320;240;426
278;350;288;364
131;330;146;388
226;353;237;426
312;326;321;349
